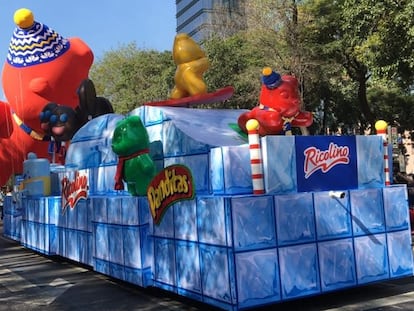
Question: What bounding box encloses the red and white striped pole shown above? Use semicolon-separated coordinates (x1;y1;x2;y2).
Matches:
375;120;390;186
246;119;265;194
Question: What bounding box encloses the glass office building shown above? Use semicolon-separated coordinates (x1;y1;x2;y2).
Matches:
176;0;246;43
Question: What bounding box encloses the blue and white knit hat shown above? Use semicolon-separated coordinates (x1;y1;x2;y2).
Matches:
7;8;70;67
261;67;282;89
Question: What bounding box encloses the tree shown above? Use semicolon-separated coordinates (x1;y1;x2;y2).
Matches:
90;43;175;114
202;33;264;109
303;0;414;131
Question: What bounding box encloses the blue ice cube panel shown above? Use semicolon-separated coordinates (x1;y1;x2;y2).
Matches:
91;197;108;223
58;227;66;257
123;225;152;269
57;205;67;228
153;237;176;287
108;224;124;265
175;241;201;293
144;121;163;145
387;230;414;277
120;196;139;225
162;121;210;157
91;166;117;195
210;146;252;195
262;136;297;195
318;238;356;292
350;188;385;235
107;196;123;225
123;226;143;269
199;244;235;304
314;191;352;240
78;231;93;266
279;243;320;299
137;197;151;225
197;196;232;247
164;154;210;194
137;105;165;126
76;199;89;231
235;248;281;308
65;139;107;169
210;148;225;194
356;136;384;188
174;200;197;241
94;223;109;261
94;258;110;275
383;185;409;231
152;201;174;238
221;145;253;195
46;196;61;225
275;192;316;246
34;198;44;223
231;195;276;251
23;198;37;222
109;262;125;281
66;228;80;262
124;266;150;287
65;204;78;230
66;114;123;169
45;224;58;255
354;234;389;284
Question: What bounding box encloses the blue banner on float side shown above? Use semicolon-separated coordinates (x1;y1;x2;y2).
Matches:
295;136;358;192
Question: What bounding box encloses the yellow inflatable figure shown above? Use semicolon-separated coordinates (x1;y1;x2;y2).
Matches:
170;33;209;99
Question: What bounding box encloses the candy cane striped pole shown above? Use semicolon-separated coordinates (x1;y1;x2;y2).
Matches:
375;120;390;186
246;119;265;194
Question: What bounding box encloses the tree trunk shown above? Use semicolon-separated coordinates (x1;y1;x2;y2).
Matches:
357;75;375;131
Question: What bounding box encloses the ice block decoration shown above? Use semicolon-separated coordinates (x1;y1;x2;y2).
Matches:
375;120;390;186
246;119;265;194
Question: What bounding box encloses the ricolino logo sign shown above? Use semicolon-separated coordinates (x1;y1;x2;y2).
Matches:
296;136;357;192
304;142;350;179
61;171;88;212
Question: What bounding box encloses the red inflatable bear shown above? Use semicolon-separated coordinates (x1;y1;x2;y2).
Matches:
0;8;99;186
238;67;313;136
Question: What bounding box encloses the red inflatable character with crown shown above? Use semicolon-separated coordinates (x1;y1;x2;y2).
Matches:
238;67;313;136
0;8;112;186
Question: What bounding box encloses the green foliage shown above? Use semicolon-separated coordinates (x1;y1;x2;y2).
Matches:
90;1;414;134
202;34;264;109
90;43;175;114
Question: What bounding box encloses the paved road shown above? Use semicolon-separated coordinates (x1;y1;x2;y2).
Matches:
1;219;414;311
0;221;217;311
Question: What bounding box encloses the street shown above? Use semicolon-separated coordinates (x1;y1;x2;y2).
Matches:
1;220;414;311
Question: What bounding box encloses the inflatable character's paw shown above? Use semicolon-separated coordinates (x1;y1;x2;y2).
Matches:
238;108;284;136
78;79;114;123
40;103;81;142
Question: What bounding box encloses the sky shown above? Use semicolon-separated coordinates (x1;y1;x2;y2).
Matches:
0;1;177;60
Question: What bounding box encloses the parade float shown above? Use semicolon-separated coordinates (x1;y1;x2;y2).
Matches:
3;8;413;311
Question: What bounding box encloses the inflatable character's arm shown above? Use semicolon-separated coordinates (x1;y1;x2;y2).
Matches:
0;101;13;138
77;79;114;124
69;37;94;61
29;77;52;98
